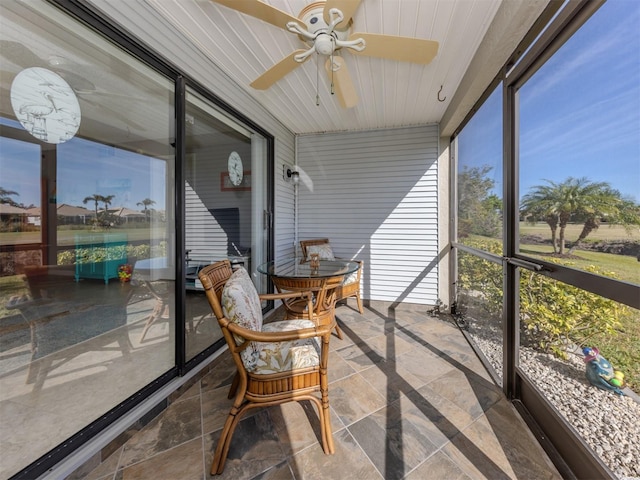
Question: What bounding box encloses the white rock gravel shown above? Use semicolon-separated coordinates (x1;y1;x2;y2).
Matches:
460;314;640;480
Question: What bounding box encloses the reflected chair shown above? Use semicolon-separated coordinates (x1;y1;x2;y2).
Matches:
10;266;132;392
198;260;335;475
300;238;364;314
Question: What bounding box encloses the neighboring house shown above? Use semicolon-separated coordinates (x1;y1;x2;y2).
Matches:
109;206;147;224
25;207;41;226
21;205;96;226
0;204;28;229
57;204;96;225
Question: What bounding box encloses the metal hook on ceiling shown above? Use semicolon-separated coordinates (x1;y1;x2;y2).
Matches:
438;85;446;102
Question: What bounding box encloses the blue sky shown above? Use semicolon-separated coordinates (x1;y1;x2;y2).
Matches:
0;121;167;209
55;138;167;210
459;0;639;203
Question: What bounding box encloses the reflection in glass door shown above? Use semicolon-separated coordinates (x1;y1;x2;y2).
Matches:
0;1;176;475
184;88;268;361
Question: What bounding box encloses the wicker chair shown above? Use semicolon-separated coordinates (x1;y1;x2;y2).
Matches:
198;260;335;475
272;274;345;339
300;238;364;314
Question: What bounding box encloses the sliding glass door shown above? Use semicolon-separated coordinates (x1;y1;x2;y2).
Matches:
0;2;175;477
184;88;269;362
0;2;274;477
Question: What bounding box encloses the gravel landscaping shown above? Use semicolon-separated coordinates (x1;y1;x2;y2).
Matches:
461;313;640;480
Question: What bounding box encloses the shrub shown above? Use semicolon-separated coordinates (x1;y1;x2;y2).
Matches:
519;262;623;358
56;242;163;265
458;238;629;358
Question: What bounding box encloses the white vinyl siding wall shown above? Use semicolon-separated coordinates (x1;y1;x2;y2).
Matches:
297;125;439;306
184;182;227;262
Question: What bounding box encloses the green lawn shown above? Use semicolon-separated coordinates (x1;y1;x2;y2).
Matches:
520;222;639;284
520;222;640;242
520;244;640;284
0;225;167;246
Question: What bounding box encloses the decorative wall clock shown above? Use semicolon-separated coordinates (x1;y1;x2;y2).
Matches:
227;151;243;186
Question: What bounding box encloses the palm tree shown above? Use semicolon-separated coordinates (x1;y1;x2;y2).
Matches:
136;198;156;218
569;189;640;254
83;194;104;223
521;182;562;253
521;177;638;255
0;187;19;206
100;194;116;226
101;194;115;213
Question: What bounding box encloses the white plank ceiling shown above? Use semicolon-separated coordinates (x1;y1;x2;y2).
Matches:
134;0;503;135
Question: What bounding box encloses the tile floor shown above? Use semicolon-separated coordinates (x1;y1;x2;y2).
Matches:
79;301;562;480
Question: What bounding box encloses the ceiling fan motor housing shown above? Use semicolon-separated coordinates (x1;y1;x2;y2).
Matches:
298;2;350;53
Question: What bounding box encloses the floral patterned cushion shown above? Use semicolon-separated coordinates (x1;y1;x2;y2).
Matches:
251;319;320;375
307;243;335;261
221;267;263;370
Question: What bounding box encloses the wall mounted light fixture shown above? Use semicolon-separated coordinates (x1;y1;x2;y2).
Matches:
283;165;300;185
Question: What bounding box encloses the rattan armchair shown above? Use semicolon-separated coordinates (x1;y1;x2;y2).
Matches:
299;238;332;260
198;260;335;475
300;238;364;314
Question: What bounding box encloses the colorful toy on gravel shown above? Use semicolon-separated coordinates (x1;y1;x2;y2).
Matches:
582;346;625;396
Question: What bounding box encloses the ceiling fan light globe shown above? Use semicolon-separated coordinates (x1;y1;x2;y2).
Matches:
315;35;335;55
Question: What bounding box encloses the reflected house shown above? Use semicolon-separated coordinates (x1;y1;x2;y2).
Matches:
110;206;147;224
25;206;41;226
21;205;96;226
0;204;28;228
56;204;95;225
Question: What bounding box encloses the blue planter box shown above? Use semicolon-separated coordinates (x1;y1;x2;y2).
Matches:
74;234;128;284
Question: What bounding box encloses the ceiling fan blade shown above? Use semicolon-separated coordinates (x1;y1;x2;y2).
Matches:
325;55;357;109
54;68;96;93
0;69;16;86
324;0;362;28
79;95;147;131
210;0;304;30
0;40;45;68
250;50;310;90
349;33;439;65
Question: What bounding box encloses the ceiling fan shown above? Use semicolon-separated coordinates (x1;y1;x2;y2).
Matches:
211;0;439;108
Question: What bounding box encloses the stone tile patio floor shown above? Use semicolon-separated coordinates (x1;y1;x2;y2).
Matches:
80;301;562;480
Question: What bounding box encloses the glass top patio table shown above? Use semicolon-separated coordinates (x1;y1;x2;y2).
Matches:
257;258;359;279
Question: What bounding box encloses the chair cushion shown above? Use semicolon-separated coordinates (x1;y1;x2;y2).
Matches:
222;267;263;370
307;243;335;261
251;319;320;375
